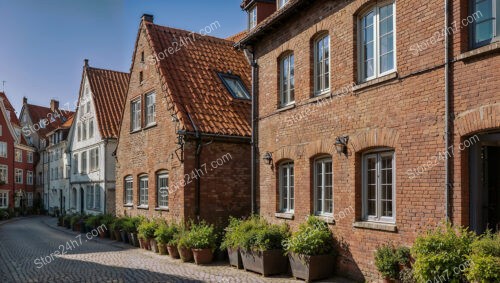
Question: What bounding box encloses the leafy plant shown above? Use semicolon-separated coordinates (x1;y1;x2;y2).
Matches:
186;221;217;250
137;219;158;240
411;222;476;283
85;215;99;227
374;243;399;280
220;217;242;250
155;222;179;245
232;216;289;251
100;214;115;228
121;217;135;233
71;214;82;226
283;216;335;256
465;231;500;283
396;246;411;266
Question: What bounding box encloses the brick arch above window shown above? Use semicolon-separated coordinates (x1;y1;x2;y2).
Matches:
455;103;500;137
349;127;399;153
273;146;296;163
305;139;336;157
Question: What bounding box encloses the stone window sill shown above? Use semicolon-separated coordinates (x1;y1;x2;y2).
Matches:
144;123;157;130
123;204;133;208
353;72;398;92
352;221;397;232
137;205;149;210
276;103;296;113
155;207;169;211
316;215;335;225
456;41;500;61
275;212;294;220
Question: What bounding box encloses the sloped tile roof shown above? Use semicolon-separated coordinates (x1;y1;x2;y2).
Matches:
0;91;20;126
25;104;73;138
226;30;249;43
144;22;251;137
85;67;130;139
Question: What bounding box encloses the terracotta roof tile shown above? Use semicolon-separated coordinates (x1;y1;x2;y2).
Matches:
85;67;130;139
145;23;251;137
0;92;20;126
226;30;249;43
25;104;73;138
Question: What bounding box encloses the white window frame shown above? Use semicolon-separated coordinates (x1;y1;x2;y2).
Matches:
314;157;333;216
139;175;149;207
27;171;33;185
15;169;23;184
279;161;294;213
471;0;500;48
90;148;99;172
0;165;7;184
81;151;87;174
86;184;101;210
358;1;396;82
124;176;133;205
280;53;295;107
157;172;169;208
314;34;331;96
0;142;6;158
0;191;8;208
27;152;33;163
131;98;142;131
249;5;257;29
145;92;156;126
362;150;396;223
73;154;79;174
15;149;22;162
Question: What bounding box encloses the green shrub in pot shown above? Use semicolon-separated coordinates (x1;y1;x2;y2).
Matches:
465;231;500;283
375;243;400;280
137;219;158;240
283;216;334;256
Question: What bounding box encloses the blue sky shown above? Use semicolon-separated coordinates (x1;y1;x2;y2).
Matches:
0;0;247;113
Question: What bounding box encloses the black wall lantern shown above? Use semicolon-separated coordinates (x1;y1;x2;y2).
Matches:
263;151;273;165
334;136;349;155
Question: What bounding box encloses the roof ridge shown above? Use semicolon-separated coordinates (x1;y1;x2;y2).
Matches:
147;22;234;46
86;66;129;75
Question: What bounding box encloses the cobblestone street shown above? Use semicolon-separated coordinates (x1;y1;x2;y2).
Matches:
0;217;353;283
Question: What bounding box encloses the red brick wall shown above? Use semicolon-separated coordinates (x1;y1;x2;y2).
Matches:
251;0;450;280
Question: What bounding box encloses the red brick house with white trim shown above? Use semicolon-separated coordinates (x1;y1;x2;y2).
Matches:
115;15;252;227
237;0;500;280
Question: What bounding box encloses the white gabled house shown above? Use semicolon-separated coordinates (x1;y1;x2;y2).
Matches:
67;59;129;215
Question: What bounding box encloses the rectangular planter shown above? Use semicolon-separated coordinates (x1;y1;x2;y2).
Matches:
227;248;243;269
240;249;288;277
192;248;214;265
288;253;336;282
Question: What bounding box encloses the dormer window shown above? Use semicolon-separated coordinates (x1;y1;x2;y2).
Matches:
218;73;251;100
278;0;289;9
249;6;257;29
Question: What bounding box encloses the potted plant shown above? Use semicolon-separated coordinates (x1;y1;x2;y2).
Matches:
178;229;193;262
85;215;99;232
465;231;500;283
99;214;114;238
238;216;290;277
284;216;336;282
395;246;411;270
125;216;142;247
221;217;243;269
64;214;72;228
187;221;217;265
57;215;64;226
375;243;400;282
120;217;133;244
111;217;124;242
166;223;181;259
71;214;82;231
155;222;179;256
138;219;158;251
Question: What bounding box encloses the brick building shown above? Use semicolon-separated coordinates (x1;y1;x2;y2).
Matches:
115;15;252;227
0;92;36;212
237;0;499;280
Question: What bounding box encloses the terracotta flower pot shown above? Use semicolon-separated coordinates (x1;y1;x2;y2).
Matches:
288;252;336;282
167;245;180;259
178;246;193;262
150;239;159;253
158;243;168;255
192;248;214;265
139;238;150;250
227;248;243;269
240;249;289;277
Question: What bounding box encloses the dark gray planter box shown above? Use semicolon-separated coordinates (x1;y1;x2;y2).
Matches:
289;253;336;282
240;249;288;277
227;248;243;269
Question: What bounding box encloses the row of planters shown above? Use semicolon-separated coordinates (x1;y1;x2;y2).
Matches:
375;223;500;283
58;213;115;238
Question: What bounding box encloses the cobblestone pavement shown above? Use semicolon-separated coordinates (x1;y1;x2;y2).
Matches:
0;217;355;283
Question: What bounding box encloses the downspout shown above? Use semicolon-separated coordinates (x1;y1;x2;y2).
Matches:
250;49;258;215
185;111;201;218
103;139;107;214
444;0;451;221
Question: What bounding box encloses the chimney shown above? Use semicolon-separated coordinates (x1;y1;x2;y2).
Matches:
50;99;59;112
84;59;89;67
23;96;27;105
142;14;154;23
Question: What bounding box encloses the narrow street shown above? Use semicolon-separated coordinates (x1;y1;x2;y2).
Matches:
0;217;353;283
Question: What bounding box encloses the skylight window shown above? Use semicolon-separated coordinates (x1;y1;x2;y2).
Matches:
218;73;251;100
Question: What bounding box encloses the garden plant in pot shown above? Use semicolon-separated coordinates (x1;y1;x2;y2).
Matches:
155;222;178;256
71;214;82;231
63;214;72;228
137;219;157;251
187;221;217;265
85;215;99;233
284;216;336;282
177;228;194;262
375;244;413;283
221;217;243;269
122;217;137;246
99;214;114;238
110;217;124;242
130;216;143;247
166;223;181;259
238;216;290;277
465;231;500;283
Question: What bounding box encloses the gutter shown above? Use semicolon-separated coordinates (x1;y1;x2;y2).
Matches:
250;50;258;214
444;0;451;221
103;139;108;214
184;112;202;218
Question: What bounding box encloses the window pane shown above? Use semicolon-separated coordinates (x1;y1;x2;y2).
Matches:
316;162;323;212
476;0;493;20
289;55;295;101
476;20;494;43
379;3;393;20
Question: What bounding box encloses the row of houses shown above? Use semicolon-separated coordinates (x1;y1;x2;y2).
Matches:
1;0;499;280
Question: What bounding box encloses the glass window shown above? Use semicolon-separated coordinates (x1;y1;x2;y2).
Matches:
27;192;33;207
278;0;289;9
15;149;22;162
81;151;87;174
139;176;148;206
279;161;294;213
280;53;295;106
249;6;257;29
28;152;34;163
314;35;331;95
145;92;156;125
15;169;23;184
0;192;8;208
89;119;94;138
27;171;33;185
157;172;169;208
0;142;6;158
471;0;500;47
90;148;99;172
219;74;251;99
131;99;141;131
315;157;333;215
0;165;8;184
125;176;133;205
73;154;79;174
363;150;395;222
360;2;395;81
